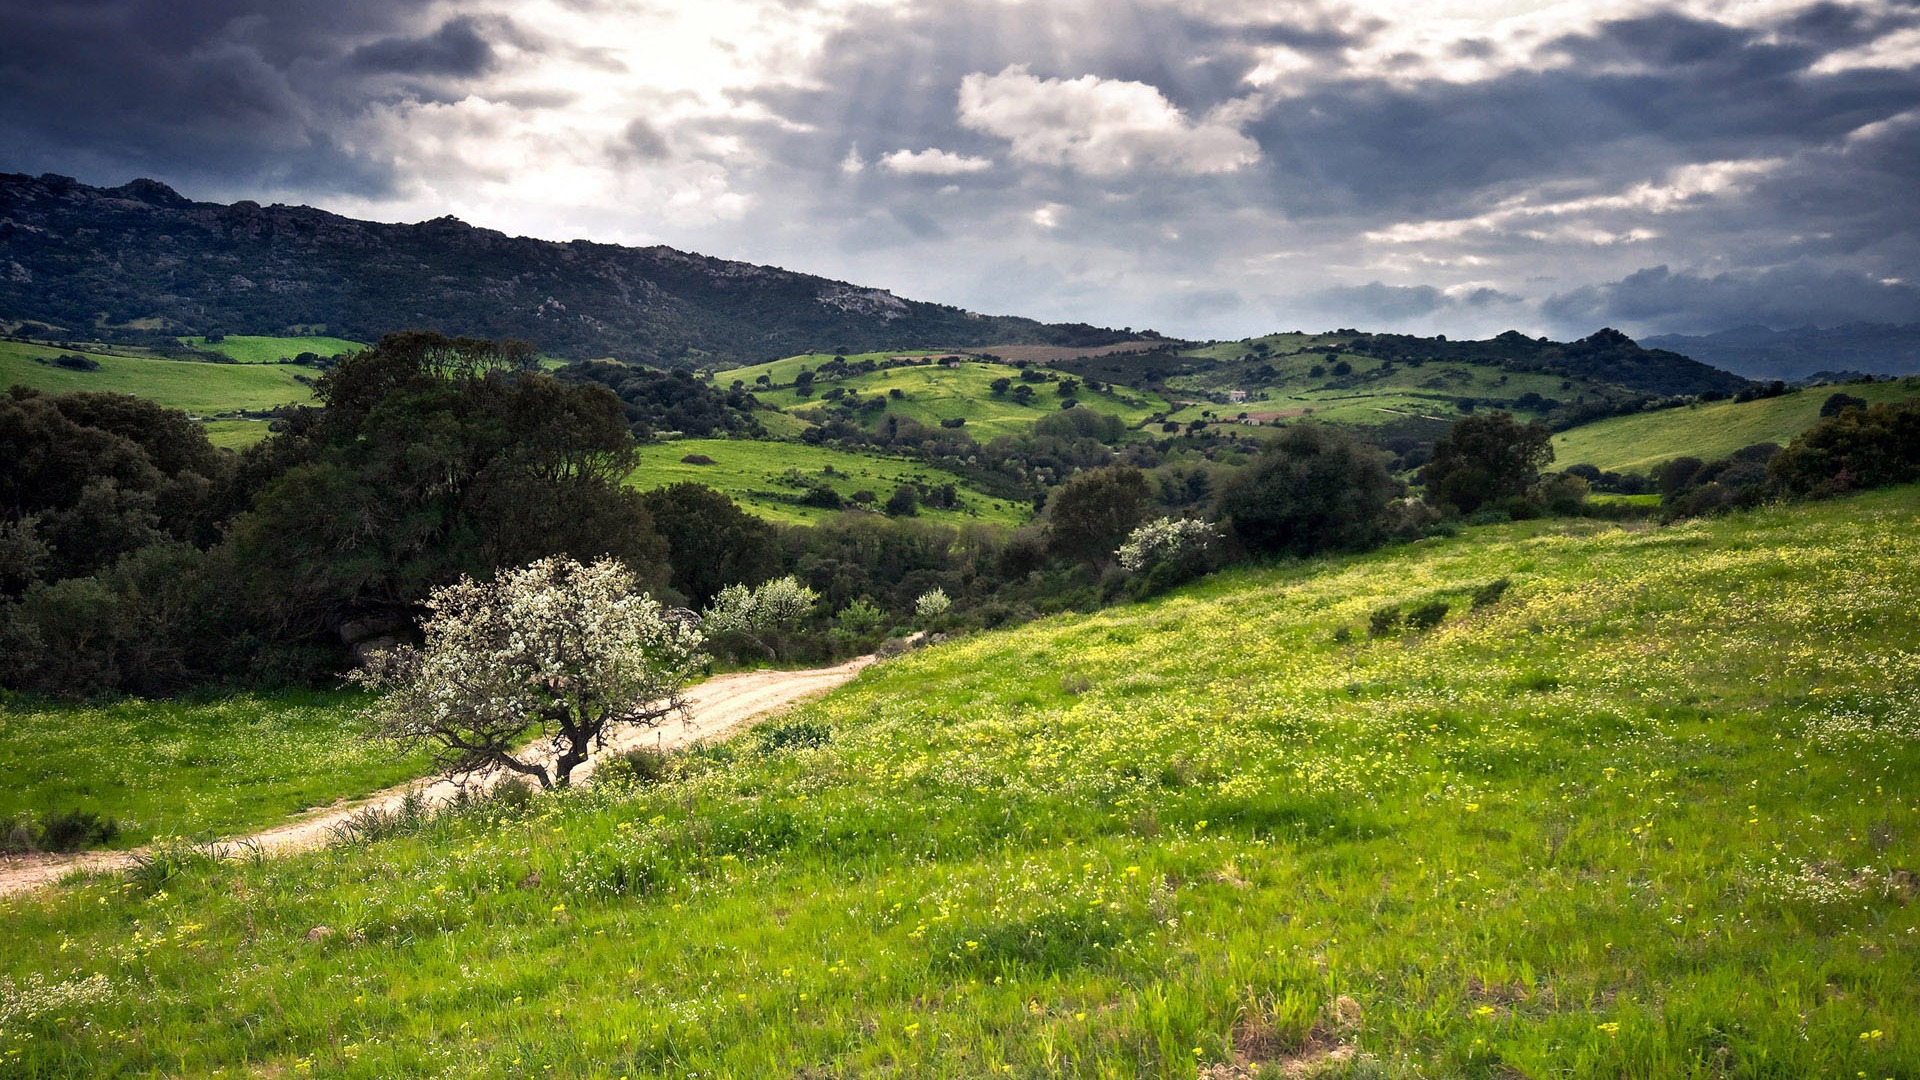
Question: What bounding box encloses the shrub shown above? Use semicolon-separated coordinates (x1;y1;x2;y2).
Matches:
0;807;120;854
1368;604;1402;637
599;748;675;787
914;587;952;623
679;453;715;465
1115;516;1218;575
1404;599;1449;632
1471;578;1511;609
754;716;831;754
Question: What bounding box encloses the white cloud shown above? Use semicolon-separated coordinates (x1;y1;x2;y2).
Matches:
1365;158;1783;245
879;147;994;174
957;65;1260;175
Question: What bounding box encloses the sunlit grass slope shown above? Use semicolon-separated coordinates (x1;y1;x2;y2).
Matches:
753;362;1167;440
0;692;426;848
4;489;1917;1077
181;335;365;364
1553;377;1920;474
0;340;317;415
628;438;1027;526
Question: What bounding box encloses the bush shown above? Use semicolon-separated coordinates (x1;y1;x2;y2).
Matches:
599;748;675;787
0;807;120;854
1404;599;1449;632
754;716;831;754
1471;578;1511;609
680;453;715;465
1368;604;1402;637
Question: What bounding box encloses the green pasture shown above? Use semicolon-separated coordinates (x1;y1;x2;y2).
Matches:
629;438;1027;527
0;691;426;849
0;340;317;415
181;335;364;364
4;486;1915;1076
754;361;1168;440
1553;378;1920;474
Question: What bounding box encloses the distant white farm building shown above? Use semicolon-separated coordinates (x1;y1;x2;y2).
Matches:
1227;389;1249;404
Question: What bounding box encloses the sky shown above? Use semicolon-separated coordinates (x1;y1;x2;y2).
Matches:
3;0;1919;342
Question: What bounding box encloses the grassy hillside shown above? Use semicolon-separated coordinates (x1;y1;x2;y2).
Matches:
751;361;1167;441
181;334;364;364
0;340;317;415
0;692;425;848
629;438;1027;527
4;487;1914;1077
1553;377;1920;474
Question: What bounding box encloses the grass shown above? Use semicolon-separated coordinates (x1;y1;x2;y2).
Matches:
0;340;317;416
1160;352;1588;431
180;335;365;364
199;419;275;450
725;354;1169;440
3;486;1916;1076
0;691;427;849
629;438;1028;527
1552;378;1920;474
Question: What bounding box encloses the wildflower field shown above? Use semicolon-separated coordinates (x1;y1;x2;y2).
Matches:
3;487;1917;1077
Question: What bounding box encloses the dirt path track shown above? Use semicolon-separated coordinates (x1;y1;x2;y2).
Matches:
0;657;873;899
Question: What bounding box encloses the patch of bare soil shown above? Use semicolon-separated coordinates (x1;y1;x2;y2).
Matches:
0;656;872;899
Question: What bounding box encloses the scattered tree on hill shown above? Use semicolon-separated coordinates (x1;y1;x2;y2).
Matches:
1046;465;1150;567
355;557;707;790
1423;411;1553;514
1769;399;1920;497
1215;423;1401;556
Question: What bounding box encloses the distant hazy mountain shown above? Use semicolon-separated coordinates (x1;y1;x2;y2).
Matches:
1644;324;1920;381
0;173;1141;366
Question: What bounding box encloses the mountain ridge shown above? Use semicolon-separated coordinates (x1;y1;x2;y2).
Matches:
0;172;1143;367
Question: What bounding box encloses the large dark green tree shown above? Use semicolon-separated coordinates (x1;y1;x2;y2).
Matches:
228;332;668;648
1045;465;1150;567
1215;423;1401;556
1423;412;1554;515
639;482;782;608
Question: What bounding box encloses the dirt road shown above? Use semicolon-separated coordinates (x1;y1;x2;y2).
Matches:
0;656;873;899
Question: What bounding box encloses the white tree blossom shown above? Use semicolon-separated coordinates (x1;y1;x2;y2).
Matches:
1116;516;1219;574
914;587;951;622
701;575;819;659
354;556;706;789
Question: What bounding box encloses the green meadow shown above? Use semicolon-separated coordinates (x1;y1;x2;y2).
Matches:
181;335;365;364
0;340;317;416
722;354;1169;440
1552;377;1920;474
628;438;1028;527
3;486;1914;1077
0;692;425;848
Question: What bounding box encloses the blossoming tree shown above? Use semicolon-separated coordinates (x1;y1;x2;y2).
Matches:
355;556;707;789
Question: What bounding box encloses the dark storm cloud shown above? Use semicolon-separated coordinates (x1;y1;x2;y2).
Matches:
1245;13;1920;220
0;0;501;195
348;16;496;77
1543;264;1920;335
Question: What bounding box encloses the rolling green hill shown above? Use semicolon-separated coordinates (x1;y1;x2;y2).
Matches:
0;339;317;415
736;357;1168;441
5;486;1914;1077
181;334;364;364
629;438;1028;527
1553;377;1920;474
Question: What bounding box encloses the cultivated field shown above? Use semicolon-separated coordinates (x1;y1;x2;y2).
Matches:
3;486;1913;1076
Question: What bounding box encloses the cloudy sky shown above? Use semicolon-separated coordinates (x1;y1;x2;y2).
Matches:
4;0;1919;341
